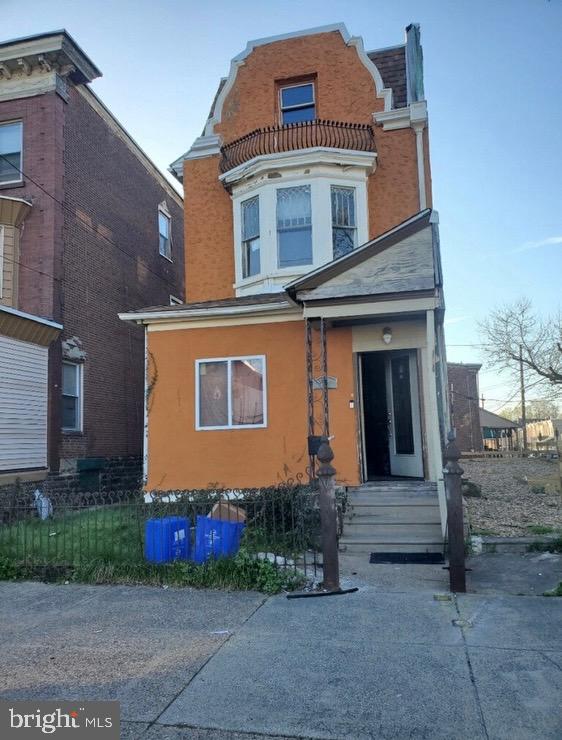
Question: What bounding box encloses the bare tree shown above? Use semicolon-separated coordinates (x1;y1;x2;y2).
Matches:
479;298;562;393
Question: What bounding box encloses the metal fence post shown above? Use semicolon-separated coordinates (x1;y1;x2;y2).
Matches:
443;432;466;593
316;437;340;592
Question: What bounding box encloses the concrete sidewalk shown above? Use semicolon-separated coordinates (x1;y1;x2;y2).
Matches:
1;559;561;740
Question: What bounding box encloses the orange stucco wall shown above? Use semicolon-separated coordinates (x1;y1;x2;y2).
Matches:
146;320;359;490
183;30;428;301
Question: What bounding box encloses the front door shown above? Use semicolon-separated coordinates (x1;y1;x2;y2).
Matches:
384;351;424;477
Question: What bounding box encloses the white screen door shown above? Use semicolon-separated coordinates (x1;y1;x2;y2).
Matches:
385;351;423;477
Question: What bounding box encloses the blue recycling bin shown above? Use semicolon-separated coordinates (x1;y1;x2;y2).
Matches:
193;515;245;564
145;516;191;563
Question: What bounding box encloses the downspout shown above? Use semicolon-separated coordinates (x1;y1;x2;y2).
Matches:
143;324;148;486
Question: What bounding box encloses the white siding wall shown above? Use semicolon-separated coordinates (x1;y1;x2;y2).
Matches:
0;335;49;471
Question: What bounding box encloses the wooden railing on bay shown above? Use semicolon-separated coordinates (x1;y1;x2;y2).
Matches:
219;119;376;174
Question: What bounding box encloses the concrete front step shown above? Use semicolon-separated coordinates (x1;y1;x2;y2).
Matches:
342;522;443;539
345;505;440;523
339;540;444;554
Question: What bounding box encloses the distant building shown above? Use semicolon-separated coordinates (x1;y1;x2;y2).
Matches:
480;408;519;451
447;362;482;451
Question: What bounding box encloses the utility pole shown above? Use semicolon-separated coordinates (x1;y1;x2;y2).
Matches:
519;344;527;451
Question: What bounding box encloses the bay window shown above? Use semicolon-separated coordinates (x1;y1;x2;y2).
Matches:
241;196;260;278
331;186;357;258
196;356;266;430
276;185;312;268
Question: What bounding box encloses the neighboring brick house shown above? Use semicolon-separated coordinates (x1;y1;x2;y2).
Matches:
0;31;184;489
447;362;483;452
122;24;450;553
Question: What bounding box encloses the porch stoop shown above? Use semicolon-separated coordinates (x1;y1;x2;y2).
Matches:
339;481;444;554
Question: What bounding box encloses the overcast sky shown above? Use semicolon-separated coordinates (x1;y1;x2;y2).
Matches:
3;0;561;412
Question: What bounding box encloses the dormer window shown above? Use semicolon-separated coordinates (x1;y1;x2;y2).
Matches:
241;196;260;278
276;185;312;268
280;83;315;124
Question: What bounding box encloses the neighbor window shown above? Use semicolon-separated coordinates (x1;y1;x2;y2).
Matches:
158;209;171;259
277;185;312;268
196;356;266;430
0;121;23;185
331;186;357;258
62;361;82;432
241;196;260;278
280;83;315;124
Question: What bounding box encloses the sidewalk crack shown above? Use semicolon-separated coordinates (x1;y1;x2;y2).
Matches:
453;594;490;740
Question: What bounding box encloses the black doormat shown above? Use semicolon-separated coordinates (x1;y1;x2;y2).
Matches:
369;552;444;564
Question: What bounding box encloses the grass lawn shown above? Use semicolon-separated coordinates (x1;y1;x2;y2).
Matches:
0;505;144;565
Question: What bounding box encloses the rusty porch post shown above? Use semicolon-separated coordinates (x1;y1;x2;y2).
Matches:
316;437;340;592
443;432;466;593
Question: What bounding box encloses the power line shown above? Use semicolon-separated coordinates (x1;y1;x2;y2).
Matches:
0;152;180;292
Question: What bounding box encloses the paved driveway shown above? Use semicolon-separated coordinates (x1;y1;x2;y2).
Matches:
1;567;561;740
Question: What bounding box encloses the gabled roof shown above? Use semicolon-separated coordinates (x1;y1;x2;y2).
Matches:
480;408;520;430
286;209;434;298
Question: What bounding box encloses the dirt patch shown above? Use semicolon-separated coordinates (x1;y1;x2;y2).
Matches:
462;457;562;537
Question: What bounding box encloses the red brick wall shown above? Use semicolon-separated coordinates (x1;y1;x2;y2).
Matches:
59;86;184;461
0;84;185;469
447;364;483;452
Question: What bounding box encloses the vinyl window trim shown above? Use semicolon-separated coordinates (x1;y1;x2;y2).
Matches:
195;355;267;431
158;206;172;261
0;120;24;186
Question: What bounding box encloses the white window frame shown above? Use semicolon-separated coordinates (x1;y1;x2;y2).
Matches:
241;195;261;278
195;355;267;431
331;185;357;258
62;361;83;433
279;82;316;125
158;206;172;261
169;295;182;305
276;184;313;270
0;120;23;186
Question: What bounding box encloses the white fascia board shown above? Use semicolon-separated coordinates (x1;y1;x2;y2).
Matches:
0;304;63;330
221;147;377;186
118;301;296;325
169;135;222;179
375;100;427;131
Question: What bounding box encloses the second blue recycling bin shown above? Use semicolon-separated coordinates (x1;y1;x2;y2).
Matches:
145;516;190;563
193;515;245;564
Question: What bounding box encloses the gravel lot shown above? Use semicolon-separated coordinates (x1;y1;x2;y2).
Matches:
462;457;562;536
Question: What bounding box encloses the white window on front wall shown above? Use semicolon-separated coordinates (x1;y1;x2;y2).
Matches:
276;185;312;268
196;356;266;430
0;121;23;185
158;208;171;260
241;196;260;278
331;186;357;259
62;361;82;432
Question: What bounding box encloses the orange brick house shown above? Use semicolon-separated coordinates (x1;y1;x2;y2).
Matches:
121;24;450;548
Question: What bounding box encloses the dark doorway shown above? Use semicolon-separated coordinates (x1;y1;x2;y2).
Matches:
361;353;390;478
